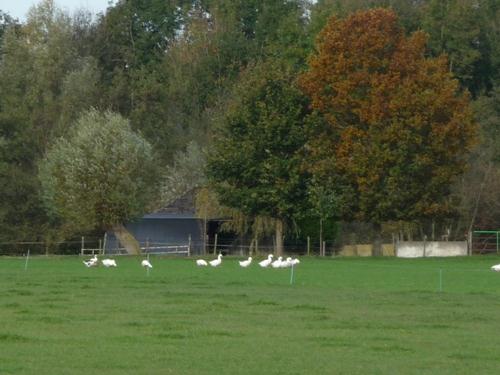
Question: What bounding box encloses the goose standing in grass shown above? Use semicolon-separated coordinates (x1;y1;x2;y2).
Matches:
141;259;153;269
258;254;273;268
102;259;117;267
280;257;292;268
83;259;97;267
196;259;208;266
239;257;252;268
290;258;300;266
271;256;283;268
491;264;500;272
209;254;223;267
83;255;98;267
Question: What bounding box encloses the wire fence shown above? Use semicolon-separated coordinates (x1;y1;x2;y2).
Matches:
0;239;331;257
1;226;493;258
104;243;190;256
0;240;92;256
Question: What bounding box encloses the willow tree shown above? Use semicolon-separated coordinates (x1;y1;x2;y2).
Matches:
300;8;477;254
39;109;158;254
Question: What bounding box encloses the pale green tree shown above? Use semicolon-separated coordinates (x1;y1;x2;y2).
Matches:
39;109;158;254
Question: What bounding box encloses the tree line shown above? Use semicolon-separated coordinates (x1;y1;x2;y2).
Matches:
0;0;498;254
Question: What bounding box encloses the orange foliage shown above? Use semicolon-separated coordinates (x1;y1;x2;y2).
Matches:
300;8;477;221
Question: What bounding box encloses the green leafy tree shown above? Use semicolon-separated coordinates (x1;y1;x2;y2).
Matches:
207;62;311;255
92;0;186;113
308;177;338;255
39;110;158;254
58;57;101;135
422;0;496;96
301;8;477;253
206;0;311;67
308;0;425;40
0;1;83;242
454;86;500;232
0;113;43;242
156;0;311;162
0;10;18;43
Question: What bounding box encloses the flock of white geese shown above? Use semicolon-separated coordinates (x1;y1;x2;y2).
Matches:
196;253;300;268
82;255;500;272
83;255;152;269
82;253;299;270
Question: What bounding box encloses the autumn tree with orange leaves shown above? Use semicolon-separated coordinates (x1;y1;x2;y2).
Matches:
300;8;477;254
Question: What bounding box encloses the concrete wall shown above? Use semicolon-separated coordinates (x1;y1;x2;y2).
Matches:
337;242;467;257
396;241;467;258
339;244;395;257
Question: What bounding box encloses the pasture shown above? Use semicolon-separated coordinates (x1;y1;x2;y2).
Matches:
1;255;500;374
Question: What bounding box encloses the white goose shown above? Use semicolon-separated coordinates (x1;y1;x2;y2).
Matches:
280;257;292;268
102;259;117;267
258;254;273;268
209;254;223;267
83;254;98;267
83;259;97;267
290;257;300;266
271;256;283;268
196;259;208;266
239;257;252;268
491;264;500;272
141;259;153;269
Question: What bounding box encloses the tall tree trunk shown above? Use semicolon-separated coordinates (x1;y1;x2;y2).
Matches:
372;222;383;256
112;223;141;255
275;219;284;256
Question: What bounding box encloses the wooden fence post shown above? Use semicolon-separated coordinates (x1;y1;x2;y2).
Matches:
102;232;107;255
468;231;472;256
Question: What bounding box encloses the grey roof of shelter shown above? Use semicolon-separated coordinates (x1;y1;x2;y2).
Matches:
143;212;198;219
143;190;198;220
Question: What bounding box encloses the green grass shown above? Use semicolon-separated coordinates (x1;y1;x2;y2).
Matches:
1;255;500;374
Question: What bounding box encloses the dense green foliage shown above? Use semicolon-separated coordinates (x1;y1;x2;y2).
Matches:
208;63;310;221
39;110;157;232
0;2;86;242
207;62;313;253
0;0;499;245
2;256;500;373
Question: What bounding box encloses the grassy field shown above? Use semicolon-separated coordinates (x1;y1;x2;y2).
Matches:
1;255;500;374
